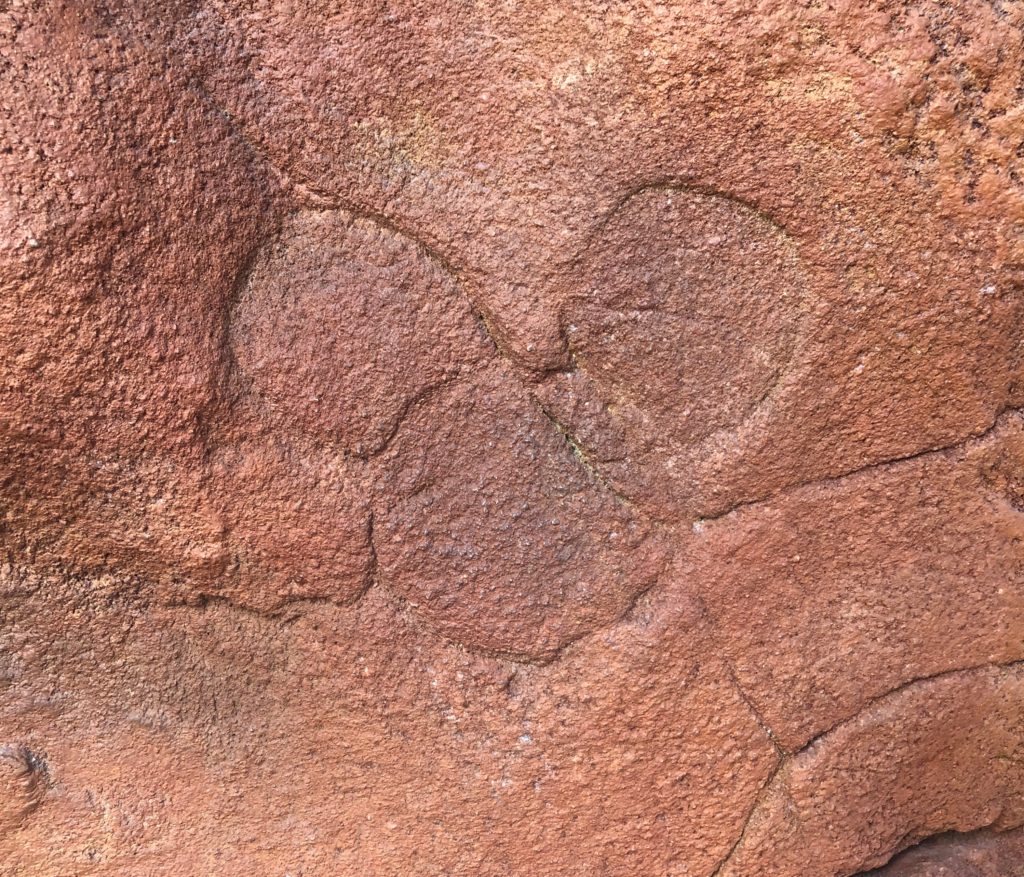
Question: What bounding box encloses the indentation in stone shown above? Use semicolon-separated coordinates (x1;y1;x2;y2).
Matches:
231;209;490;457
567;186;809;447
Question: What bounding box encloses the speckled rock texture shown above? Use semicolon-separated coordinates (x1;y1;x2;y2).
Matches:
1;1;1022;875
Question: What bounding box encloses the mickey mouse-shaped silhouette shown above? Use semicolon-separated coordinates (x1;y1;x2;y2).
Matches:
218;189;806;661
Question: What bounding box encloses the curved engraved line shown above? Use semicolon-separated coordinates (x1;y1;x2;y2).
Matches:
581;177;795;253
196;75;599;466
126;87;1017;709
712;659;1024;877
190;83;812;670
194;123;814;659
191;82;511;430
557;176;802;370
217;200;663;658
189;84;671;658
256;179;512;366
223;208;484;460
555;179;816;506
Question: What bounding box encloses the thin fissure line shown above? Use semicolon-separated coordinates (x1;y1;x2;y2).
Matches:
707;754;787;877
708;657;1024;877
795;657;1024;758
700;403;1024;526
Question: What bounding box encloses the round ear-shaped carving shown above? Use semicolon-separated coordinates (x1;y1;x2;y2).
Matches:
230;209;490;457
567;186;809;447
373;363;669;661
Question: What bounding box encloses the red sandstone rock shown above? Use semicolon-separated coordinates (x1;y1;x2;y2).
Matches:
374;362;669;660
231;208;490;458
0;0;1022;874
719;665;1024;877
689;411;1024;751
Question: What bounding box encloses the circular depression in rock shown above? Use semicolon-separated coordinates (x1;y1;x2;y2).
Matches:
567;187;808;446
231;209;488;455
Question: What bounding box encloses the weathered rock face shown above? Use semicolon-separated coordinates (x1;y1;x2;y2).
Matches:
0;1;1022;875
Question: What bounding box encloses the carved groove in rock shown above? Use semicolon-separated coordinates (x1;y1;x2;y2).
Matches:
1;2;1022;875
230;208;491;458
568;184;809;447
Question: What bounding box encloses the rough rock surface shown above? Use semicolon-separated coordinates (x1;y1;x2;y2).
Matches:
0;1;1022;875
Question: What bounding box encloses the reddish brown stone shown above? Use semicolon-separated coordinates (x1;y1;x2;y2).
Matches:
719;665;1024;877
0;0;1022;874
690;411;1024;750
374;362;668;660
231;208;490;457
209;433;374;608
0;569;774;876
